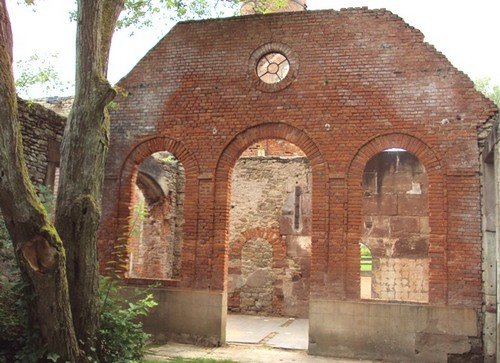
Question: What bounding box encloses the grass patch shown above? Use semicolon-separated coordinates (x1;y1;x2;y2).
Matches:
360;262;372;272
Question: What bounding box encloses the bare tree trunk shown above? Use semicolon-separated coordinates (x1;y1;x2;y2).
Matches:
0;1;81;360
55;0;124;350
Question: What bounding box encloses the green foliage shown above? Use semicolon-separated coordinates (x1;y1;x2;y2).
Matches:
96;277;158;363
0;270;158;362
118;0;238;30
15;54;71;98
251;0;288;14
37;184;55;219
360;244;372;272
0;219;10;251
360;244;371;258
0;280;23;361
474;77;500;107
0;219;51;362
157;153;177;164
0;268;48;362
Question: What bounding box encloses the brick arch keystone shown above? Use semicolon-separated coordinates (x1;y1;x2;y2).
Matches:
211;122;329;291
113;136;199;285
346;132;447;303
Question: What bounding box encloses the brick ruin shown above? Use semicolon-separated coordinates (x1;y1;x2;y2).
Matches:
9;3;496;362
95;6;498;360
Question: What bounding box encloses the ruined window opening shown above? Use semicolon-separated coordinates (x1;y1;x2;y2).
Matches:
361;149;429;303
294;185;301;230
257;52;290;84
128;151;185;280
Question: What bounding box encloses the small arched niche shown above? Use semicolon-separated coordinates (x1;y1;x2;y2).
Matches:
360;148;429;303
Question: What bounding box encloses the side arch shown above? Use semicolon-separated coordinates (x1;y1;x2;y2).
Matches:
346;133;447;303
211;122;329;292
112;136;200;285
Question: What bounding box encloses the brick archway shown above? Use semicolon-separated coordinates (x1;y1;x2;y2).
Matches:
230;227;284;267
346;133;447;303
113;136;199;285
212;122;329;292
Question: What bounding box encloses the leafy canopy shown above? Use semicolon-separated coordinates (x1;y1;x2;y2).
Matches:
474;77;500;107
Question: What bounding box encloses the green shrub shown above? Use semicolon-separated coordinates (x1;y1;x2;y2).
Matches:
97;277;158;362
1;215;157;362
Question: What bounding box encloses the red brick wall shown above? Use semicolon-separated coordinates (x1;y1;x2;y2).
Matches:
98;9;497;308
241;139;305;157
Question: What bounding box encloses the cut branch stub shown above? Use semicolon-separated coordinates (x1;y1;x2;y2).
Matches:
21;235;58;273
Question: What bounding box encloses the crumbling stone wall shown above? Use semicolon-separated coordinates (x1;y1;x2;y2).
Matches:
240;237;274;313
228;156;311;317
128;155;185;280
19;98;65;188
361;151;429;302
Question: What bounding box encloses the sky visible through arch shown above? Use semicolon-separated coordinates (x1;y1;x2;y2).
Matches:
6;0;500;99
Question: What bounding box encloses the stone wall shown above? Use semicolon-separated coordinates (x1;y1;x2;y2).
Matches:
19;98;65;188
361;151;429;302
480;115;500;361
228;156;311;317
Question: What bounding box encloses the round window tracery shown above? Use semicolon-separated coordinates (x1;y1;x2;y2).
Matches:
256;52;290;84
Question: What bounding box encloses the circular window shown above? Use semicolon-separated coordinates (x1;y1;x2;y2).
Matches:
256;52;290;84
249;42;298;92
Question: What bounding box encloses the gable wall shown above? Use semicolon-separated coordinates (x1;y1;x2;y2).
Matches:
99;8;497;310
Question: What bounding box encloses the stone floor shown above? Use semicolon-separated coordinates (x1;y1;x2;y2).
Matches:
146;314;374;362
226;314;308;349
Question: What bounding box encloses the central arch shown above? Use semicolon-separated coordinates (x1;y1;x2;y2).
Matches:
211;123;330;293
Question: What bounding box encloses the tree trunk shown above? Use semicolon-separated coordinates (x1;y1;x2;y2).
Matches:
55;0;124;350
0;1;81;361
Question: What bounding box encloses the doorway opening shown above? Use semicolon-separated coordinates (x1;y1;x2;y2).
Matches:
226;139;310;349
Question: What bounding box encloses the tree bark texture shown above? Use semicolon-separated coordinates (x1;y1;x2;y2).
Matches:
0;0;81;361
55;0;123;350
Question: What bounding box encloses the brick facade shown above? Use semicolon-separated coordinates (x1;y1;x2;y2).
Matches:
99;8;496;314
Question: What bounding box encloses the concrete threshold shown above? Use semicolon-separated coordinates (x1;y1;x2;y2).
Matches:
146;341;375;362
147;314;374;362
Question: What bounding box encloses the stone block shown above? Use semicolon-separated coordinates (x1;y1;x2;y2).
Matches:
390;216;420;234
392;236;428;258
363;194;398;216
397;195;428;216
309;300;478;362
